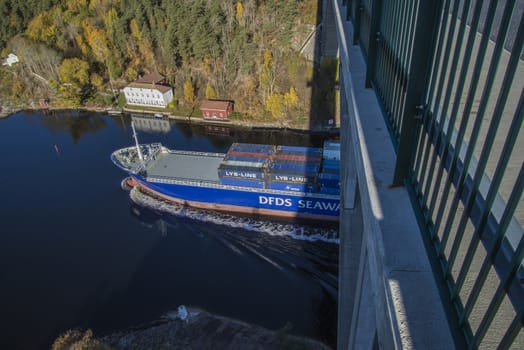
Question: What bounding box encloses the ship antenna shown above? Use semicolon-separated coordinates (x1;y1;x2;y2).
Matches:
131;120;144;161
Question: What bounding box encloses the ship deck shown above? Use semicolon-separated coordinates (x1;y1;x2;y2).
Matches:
146;151;224;182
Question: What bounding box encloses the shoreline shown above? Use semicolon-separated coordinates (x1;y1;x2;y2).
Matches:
0;105;340;135
52;306;333;349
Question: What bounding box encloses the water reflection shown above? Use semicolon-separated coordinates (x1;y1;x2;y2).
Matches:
32;110;109;143
131;114;171;134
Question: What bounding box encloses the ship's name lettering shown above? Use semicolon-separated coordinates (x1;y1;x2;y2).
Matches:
258;196;293;207
225;170;257;178
298;199;340;212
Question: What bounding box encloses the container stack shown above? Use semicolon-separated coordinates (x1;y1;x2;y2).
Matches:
218;143;275;188
318;140;341;195
266;145;322;192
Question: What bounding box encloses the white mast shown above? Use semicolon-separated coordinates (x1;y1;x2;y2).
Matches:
131;120;144;161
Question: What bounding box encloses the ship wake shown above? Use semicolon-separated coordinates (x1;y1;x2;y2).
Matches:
129;187;339;243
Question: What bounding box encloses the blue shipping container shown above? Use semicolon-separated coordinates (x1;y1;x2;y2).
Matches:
277;145;322;155
322;166;340;175
318;173;340;187
220;177;265;189
229;143;275;154
319;186;340;195
268;173;316;183
270;162;319;174
322;159;340;168
218;168;265;180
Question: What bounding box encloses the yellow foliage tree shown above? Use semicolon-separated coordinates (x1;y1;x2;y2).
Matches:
75;34;91;57
103;8;119;40
59;58;90;87
205;84;217;100
265;93;284;119
85;27;109;62
284;87;299;107
26;11;58;46
129;19;142;42
236;2;245;27
260;50;275;98
183;79;196;104
58;58;90;106
90;73;104;89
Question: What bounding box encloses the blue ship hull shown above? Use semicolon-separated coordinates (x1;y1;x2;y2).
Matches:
130;175;340;221
111;141;340;222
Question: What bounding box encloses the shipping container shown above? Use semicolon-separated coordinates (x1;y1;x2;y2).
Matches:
269;162;319;174
323;140;340;149
267;172;316;183
219;177;265;189
220;159;267;169
271;153;322;162
226;151;272;159
218;167;265;180
323;140;341;160
229;143;276;154
322;159;340;168
321;167;340;175
266;181;317;193
224;155;269;163
272;157;322;166
276;145;322;155
319;186;340;195
318;172;340;187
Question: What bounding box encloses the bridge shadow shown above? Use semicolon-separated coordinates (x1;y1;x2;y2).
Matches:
307;0;339;133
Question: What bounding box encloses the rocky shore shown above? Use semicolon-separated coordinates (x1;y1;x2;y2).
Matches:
51;307;332;350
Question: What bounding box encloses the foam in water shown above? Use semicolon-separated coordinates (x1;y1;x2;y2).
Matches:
129;187;339;243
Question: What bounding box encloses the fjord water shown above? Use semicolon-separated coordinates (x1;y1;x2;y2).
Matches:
0;111;338;349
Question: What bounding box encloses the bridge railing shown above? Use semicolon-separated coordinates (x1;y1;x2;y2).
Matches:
340;0;523;348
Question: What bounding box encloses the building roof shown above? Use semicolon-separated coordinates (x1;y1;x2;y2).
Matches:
136;72;165;84
125;82;172;93
200;100;233;111
2;53;19;66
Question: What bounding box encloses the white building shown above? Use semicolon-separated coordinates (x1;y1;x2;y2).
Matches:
2;53;19;66
123;72;173;108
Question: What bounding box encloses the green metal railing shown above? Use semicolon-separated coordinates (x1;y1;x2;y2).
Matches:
342;0;523;348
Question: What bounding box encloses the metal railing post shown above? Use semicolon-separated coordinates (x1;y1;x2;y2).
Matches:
365;0;382;88
353;1;362;44
392;0;442;185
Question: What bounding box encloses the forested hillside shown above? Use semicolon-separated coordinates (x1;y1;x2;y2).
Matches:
0;0;336;126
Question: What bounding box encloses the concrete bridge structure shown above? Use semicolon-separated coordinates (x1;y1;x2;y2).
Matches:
321;1;523;349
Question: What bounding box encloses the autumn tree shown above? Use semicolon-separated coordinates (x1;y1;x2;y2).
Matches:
260;50;276;100
26;11;59;46
265;93;284;119
183;79;195;105
284;87;299;108
235;2;245;27
205;83;217;100
58;57;90;106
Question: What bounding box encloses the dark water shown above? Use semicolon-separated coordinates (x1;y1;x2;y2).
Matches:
0;110;339;349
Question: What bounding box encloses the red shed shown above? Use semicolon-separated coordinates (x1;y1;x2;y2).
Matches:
200;100;234;120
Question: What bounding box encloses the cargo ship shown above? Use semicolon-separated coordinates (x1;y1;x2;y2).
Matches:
111;123;341;221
